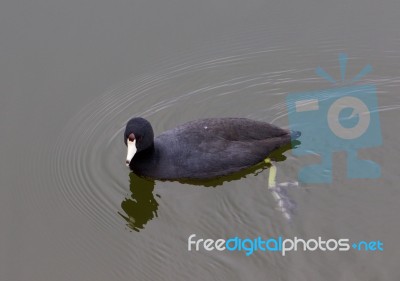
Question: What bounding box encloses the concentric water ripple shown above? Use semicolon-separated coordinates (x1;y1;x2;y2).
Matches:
48;42;400;232
47;48;308;230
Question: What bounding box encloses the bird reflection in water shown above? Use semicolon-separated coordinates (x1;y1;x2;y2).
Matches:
118;141;301;231
118;173;159;232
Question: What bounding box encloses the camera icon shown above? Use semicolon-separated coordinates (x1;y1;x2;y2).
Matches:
286;54;382;183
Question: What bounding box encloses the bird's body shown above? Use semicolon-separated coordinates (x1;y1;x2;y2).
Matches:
124;117;299;180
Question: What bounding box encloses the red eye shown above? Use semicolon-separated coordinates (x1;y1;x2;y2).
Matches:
128;133;135;142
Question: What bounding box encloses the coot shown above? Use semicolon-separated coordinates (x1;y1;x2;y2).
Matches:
124;117;300;180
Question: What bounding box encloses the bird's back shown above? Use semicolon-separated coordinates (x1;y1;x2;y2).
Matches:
135;118;295;180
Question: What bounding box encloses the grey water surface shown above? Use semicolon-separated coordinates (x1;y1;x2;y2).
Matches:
1;0;400;280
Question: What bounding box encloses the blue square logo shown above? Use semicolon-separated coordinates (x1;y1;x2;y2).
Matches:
286;54;382;183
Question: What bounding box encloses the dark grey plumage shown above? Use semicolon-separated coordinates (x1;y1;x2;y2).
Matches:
124;117;300;180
